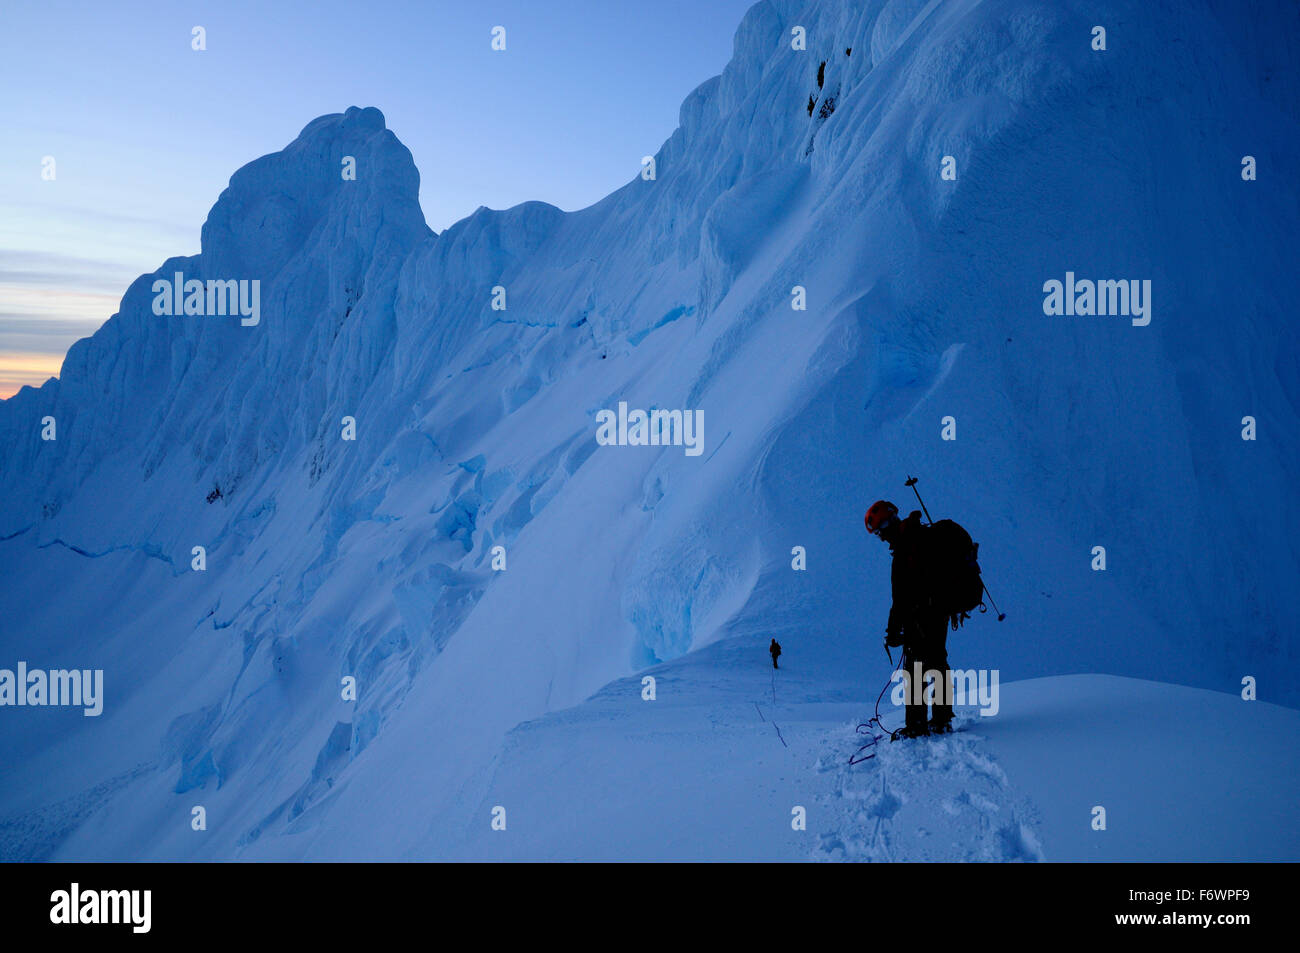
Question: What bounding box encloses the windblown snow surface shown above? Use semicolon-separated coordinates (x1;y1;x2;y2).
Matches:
1;0;1298;861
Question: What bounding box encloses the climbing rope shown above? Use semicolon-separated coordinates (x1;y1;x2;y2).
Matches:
849;647;905;765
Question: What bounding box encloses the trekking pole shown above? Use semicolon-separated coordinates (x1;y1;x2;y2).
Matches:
904;475;1006;621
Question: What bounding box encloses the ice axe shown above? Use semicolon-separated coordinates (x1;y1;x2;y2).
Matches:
904;475;1006;621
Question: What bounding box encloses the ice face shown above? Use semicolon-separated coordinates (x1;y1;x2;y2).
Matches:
0;0;1296;860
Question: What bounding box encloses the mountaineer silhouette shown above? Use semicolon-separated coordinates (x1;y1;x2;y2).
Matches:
864;482;991;739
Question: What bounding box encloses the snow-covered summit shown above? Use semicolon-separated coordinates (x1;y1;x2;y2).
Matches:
202;105;427;278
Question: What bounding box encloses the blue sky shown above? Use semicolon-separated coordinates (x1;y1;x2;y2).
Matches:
0;0;754;396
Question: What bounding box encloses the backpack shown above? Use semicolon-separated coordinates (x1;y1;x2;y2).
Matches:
925;519;984;626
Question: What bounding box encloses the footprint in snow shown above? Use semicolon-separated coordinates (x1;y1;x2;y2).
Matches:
813;716;1044;862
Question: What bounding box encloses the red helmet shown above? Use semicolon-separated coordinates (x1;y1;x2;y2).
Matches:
864;500;899;534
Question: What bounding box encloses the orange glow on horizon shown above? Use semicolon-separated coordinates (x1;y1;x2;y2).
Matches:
0;351;62;399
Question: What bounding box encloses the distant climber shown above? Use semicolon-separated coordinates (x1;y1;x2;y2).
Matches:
864;499;975;738
769;638;782;670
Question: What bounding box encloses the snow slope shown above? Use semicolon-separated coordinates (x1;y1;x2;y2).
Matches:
1;0;1297;861
441;647;1299;862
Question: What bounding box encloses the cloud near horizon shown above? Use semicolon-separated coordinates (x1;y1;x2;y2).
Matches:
0;248;140;399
